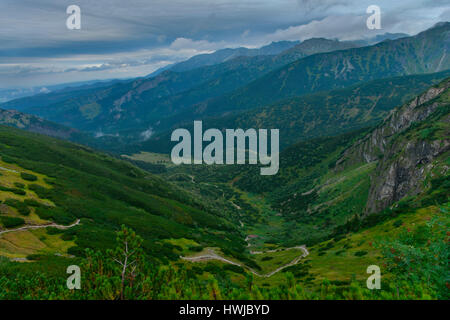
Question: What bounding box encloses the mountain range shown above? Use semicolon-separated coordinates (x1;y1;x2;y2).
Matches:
3;27;439;147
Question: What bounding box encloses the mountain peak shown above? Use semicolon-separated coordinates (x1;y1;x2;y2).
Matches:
432;21;450;28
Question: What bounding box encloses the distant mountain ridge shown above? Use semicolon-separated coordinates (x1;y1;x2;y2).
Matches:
0;79;127;104
1;23;448;153
364;32;409;44
150;40;300;76
0;108;79;140
1;38;363;138
0;107;119;151
180;22;449;122
149;33;409;76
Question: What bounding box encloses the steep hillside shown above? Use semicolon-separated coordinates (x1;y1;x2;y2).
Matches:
211;71;450;149
155;78;449;247
179;22;449;122
0;107;126;152
0;126;248;262
336;78;450;214
136;71;450;153
278;202;448;299
0;108;79;140
0;81;448;300
103;78;449;300
254;78;449;244
0;79;130;115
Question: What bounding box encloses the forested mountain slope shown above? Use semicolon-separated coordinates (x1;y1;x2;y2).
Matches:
236;78;450;245
137;71;450;153
174;23;449;121
0;80;448;300
0;126;248;262
159;78;449;247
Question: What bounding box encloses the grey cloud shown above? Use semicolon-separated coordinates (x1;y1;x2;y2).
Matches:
0;0;448;88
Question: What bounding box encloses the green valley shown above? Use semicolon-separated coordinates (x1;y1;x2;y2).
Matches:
0;14;448;302
2;78;445;299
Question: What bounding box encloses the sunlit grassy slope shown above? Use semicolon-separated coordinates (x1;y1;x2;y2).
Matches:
0;159;72;258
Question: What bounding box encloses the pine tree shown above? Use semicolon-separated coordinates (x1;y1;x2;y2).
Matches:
108;225;144;300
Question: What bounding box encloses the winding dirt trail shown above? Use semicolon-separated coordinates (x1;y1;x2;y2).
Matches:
0;219;80;236
181;245;309;278
185;218;310;277
0;166;18;173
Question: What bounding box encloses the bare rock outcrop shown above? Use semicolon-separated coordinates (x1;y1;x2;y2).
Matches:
334;79;450;214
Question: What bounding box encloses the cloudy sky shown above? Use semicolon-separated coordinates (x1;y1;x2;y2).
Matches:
0;0;449;88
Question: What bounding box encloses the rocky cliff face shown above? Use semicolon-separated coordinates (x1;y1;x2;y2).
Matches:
366;135;449;213
335;78;450;214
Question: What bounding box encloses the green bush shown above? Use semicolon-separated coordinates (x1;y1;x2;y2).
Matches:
61;233;75;241
28;184;51;199
12;189;26;196
17;206;30;216
393;220;403;228
188;245;203;252
1;155;15;163
46;227;64;235
3;199;30;216
261;256;274;261
1;216;25;228
67;246;85;257
20;172;37;182
23;199;42;207
222;264;245;274
354;250;368;257
14;182;25;189
26;254;43;261
419;127;438;140
0;185;25;195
